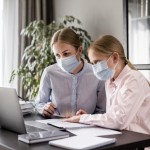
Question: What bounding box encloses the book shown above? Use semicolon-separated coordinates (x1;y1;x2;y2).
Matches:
49;135;116;150
47;120;94;130
18;130;69;144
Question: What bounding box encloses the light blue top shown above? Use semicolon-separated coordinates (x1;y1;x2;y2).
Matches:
35;61;106;117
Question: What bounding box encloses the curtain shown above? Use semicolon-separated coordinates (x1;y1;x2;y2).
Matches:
0;0;53;95
18;0;53;97
0;0;19;89
19;0;53;61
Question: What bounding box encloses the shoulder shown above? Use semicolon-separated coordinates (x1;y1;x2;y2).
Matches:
83;61;93;72
82;61;104;83
82;61;96;76
126;67;146;83
128;68;149;87
117;65;149;89
43;63;61;74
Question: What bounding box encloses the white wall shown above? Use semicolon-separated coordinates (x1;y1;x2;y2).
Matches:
53;0;125;46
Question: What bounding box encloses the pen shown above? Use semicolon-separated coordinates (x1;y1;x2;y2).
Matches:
53;108;66;118
55;108;60;115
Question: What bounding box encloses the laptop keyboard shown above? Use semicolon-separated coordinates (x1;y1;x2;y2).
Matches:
25;125;46;133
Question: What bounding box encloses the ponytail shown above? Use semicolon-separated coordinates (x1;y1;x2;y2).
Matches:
125;58;150;86
125;58;137;70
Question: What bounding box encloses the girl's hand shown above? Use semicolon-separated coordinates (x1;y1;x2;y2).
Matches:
76;109;87;115
63;115;81;123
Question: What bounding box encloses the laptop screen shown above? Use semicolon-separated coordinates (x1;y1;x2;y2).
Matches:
0;87;27;134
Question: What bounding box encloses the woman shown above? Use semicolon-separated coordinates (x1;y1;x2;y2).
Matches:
35;28;106;118
65;35;150;135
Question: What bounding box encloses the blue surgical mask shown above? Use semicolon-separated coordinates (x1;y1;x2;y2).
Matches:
57;55;81;73
92;58;116;80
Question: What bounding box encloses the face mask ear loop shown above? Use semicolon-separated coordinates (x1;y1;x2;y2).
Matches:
107;54;118;70
75;49;82;63
114;61;118;70
106;55;111;62
105;55;112;69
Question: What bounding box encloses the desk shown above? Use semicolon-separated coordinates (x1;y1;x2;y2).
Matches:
0;113;150;150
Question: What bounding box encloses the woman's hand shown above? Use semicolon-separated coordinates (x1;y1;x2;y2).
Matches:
76;109;87;115
42;102;56;118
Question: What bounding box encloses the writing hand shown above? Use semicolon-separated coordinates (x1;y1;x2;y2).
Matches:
43;102;56;118
76;109;87;115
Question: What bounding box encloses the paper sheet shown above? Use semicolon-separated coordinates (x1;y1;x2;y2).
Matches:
37;119;94;129
36;119;62;124
36;119;121;136
67;127;121;136
49;135;116;150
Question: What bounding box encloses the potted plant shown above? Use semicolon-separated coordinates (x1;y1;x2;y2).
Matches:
10;16;93;100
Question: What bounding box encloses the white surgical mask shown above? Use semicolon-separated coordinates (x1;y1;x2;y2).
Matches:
92;57;117;80
57;55;81;73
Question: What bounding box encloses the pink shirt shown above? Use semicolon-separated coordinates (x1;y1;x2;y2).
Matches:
80;65;150;134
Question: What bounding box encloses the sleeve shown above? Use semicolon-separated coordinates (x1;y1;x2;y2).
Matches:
35;68;51;114
94;80;106;114
80;76;145;130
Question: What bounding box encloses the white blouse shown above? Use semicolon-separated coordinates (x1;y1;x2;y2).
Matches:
35;61;106;117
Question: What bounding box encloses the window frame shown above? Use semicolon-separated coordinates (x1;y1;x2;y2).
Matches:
123;0;150;71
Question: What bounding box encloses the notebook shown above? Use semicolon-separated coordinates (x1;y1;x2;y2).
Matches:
0;87;49;134
18;130;69;144
49;135;116;150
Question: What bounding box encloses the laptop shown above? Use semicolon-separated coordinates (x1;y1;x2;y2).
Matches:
0;87;49;134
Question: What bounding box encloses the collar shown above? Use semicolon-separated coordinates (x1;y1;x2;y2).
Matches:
108;65;131;87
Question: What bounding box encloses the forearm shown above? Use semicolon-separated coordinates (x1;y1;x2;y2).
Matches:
79;112;124;130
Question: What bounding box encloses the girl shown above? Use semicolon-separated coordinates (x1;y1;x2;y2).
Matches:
65;35;150;135
35;28;106;118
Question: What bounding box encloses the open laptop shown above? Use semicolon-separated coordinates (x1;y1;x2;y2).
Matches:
0;87;50;134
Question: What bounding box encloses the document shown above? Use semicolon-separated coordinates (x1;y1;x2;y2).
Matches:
67;127;121;136
18;130;69;144
36;119;121;136
48;121;94;130
49;135;116;150
36;119;63;124
37;119;94;130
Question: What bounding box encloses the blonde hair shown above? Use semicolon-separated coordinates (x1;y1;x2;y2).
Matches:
51;28;81;50
89;35;136;70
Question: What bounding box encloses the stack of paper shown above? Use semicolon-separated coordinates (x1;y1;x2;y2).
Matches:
19;101;34;115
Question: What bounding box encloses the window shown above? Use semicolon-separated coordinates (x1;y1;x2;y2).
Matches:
126;0;150;81
0;0;3;85
0;0;19;88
